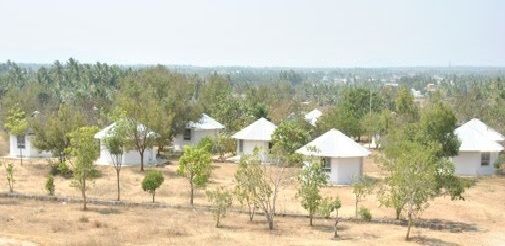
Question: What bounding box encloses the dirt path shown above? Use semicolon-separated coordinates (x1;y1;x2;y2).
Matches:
0;236;38;246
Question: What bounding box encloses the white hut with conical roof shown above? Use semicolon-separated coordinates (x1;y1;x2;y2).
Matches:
173;114;225;151
232;118;276;161
452;120;503;176
94;122;156;166
296;129;370;185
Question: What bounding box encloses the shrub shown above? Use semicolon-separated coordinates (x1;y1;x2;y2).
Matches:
358;207;372;222
197;137;214;153
79;216;89;223
206;186;233;228
3;162;14;192
46;175;55;196
49;160;73;178
141;170;165;202
494;153;505;171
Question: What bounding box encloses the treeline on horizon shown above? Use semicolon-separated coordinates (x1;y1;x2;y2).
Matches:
0;58;505;139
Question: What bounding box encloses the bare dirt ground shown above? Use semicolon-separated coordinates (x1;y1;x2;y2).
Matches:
0;198;503;246
0;154;504;245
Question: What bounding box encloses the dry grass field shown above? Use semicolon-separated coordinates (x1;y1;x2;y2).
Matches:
0;157;504;245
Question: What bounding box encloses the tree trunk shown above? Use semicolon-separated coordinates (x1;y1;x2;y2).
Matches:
395;207;402;220
309;212;313;226
152;190;156;203
190;181;194;205
216;215;220;228
19;148;23;165
406;211;413;240
268;218;274;230
116;169;121;201
248;204;256;221
82;178;87;211
334;210;339;239
139;149;145;171
355;198;358;218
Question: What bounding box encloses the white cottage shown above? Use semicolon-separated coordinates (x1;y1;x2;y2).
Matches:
304;109;322;126
173;114;225;151
296;129;370;185
8;132;51;158
232;118;276;161
452;120;504;176
94;123;156;166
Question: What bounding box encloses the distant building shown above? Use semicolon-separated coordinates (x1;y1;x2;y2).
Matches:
304;108;323;126
296;129;370;185
94;123;156;166
452;119;504;176
425;83;437;92
232;118;276;162
384;83;399;88
9;130;51;158
173;114;225;151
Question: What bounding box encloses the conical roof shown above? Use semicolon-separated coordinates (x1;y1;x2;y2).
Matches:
455;123;503;152
460;118;505;142
232;118;276;141
188;114;224;130
94;122;156;140
296;129;370;157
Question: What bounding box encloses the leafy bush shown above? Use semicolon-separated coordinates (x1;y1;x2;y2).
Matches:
206;186;233;228
3;162;14;192
494;153;505;170
318;197;341;219
46;175;55;196
358;207;372;221
79;216;89;223
197;137;214;153
141;170;165;202
49;160;73;178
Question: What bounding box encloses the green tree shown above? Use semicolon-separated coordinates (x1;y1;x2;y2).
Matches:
361;109;395;147
4;105;29;164
317;87;384;140
395;86;419;123
143;66;199;155
297;159;328;226
141;170;165;202
104;119;129;201
417;101;460;157
206;186;233;228
378;184;407;219
3;162;14;192
256;149;290;230
66;126;100;211
177;145;212;205
318;197;342;238
317;105;361;139
352;176;374;218
198;74;252;132
213;132;235;163
116;74;159;171
380;127;465;240
234;152;263;221
32;104;85;164
272;118;311;166
197;137;214;153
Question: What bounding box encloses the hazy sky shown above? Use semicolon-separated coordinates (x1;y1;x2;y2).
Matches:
1;0;504;67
